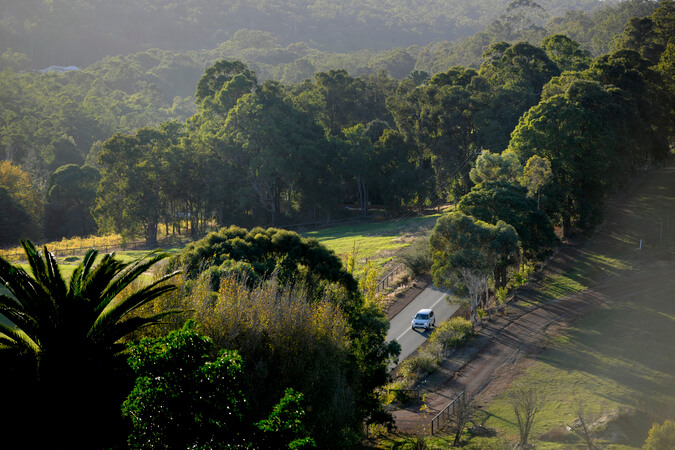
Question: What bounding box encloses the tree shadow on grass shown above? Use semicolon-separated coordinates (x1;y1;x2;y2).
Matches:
539;298;675;409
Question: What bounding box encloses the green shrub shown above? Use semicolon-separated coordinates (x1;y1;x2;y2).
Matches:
400;350;439;379
644;420;675;449
384;379;413;404
395;234;432;277
429;317;473;350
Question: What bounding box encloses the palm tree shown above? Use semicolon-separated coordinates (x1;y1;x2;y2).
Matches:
0;240;181;446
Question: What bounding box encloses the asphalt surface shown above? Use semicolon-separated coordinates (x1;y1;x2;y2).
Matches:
386;284;460;366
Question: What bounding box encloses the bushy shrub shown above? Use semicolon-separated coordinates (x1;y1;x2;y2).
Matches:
644;420;675;450
429;317;474;350
399;349;440;379
180;274;368;448
395;234;432;277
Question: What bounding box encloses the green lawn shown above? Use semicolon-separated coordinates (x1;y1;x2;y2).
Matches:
304;215;440;275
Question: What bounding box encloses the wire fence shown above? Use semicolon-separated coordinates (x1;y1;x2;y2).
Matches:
430;390;465;435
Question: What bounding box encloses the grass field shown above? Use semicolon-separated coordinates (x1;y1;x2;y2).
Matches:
476;166;675;448
305;214;440;275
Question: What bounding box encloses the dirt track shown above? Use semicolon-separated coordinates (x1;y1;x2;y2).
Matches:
388;164;675;433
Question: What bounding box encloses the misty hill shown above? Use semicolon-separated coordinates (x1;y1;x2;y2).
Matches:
2;0;609;69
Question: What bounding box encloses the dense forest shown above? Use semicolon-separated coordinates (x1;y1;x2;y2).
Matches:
1;0;672;247
2;0;608;68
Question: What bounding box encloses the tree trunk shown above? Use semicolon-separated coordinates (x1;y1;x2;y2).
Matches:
272;182;281;226
146;219;158;247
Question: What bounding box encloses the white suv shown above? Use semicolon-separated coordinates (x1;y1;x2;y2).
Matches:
411;308;435;330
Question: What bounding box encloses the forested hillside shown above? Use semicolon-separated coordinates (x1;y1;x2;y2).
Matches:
2;0;608;68
1;1;671;249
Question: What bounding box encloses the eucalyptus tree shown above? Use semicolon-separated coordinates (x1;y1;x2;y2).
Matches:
222;81;329;225
587;49;673;167
195;59;257;117
469;149;522;186
312;69;365;137
508;80;636;235
541;34;591;72
94;122;185;245
430;211;519;323
458;180;556;261
45;163;100;239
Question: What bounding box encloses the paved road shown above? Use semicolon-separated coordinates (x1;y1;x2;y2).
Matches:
392;288;607;431
386;284;460;367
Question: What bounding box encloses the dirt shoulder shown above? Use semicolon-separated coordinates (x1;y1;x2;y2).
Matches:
386;164;675;434
384;274;431;320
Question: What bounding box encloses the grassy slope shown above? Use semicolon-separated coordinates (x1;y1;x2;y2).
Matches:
478;166;675;448
304;214;440;274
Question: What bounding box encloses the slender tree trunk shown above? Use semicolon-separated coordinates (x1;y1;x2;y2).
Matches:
272;183;281;226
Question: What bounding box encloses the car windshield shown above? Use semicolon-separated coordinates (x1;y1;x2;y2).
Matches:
415;313;429;320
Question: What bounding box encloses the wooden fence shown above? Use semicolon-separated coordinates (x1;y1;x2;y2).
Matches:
430;390;465;435
0;236;192;262
376;263;406;292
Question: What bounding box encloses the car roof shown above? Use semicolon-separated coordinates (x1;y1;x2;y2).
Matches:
416;308;433;314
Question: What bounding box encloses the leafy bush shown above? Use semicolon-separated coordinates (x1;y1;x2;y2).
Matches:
383;379;416;404
644;420;675;450
123;322;316;449
429;317;474;350
174;273;393;448
123;322;248;448
395;234;433;277
400;348;440;379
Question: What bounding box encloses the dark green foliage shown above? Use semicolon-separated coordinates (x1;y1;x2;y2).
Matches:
541;34;592;71
0;187;33;246
45;164;100;239
458;181;557;260
257;389;317;449
196;60;257;115
508;78;649;235
480;41;560;97
124;322;317;449
172;226;359;305
171;227;400;446
123;321;248;449
95;123;187;245
430;211;520;321
348;301;401;432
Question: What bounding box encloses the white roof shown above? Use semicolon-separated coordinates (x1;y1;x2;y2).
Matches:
39;65;80;73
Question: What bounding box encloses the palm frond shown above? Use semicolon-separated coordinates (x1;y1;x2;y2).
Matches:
0;323;40;354
0;302;40;335
95;250;172;314
89;279;179;342
68;249;99;298
97;310;183;348
81;253;129;308
42;245;67;301
0;252;55;332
